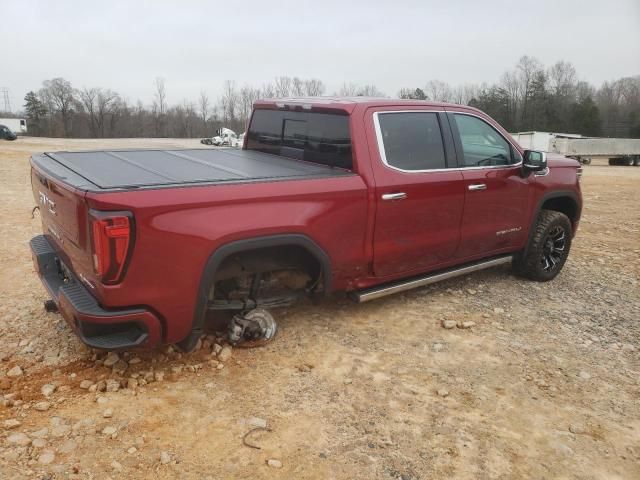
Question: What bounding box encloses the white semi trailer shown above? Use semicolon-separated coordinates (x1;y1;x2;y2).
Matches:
511;131;640;166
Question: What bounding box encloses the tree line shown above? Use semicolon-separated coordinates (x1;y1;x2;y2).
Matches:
10;56;640;139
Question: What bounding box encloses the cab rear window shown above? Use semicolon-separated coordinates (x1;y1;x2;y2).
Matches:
246;109;352;170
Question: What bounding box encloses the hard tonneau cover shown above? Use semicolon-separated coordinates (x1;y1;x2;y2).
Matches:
32;148;351;191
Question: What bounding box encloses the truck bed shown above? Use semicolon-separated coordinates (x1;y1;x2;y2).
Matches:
32;148;351;192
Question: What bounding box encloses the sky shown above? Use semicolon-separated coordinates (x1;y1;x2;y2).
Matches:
1;0;639;111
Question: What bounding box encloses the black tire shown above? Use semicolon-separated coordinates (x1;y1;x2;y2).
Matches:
513;210;572;281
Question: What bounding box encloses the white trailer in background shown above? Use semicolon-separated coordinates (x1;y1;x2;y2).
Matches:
553;137;640;166
511;131;640;166
0;118;27;134
510;131;582;151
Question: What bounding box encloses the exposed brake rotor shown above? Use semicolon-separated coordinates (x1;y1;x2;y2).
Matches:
227;308;277;348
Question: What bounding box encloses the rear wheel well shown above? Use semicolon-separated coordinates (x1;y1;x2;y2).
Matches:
212;245;323;291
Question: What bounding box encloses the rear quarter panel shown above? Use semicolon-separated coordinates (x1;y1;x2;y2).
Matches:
85;176;368;343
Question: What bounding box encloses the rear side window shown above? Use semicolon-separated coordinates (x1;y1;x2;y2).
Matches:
246;109;352;169
453;114;514;167
377;112;447;171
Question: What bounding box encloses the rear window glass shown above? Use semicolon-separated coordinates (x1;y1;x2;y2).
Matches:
246;109;352;170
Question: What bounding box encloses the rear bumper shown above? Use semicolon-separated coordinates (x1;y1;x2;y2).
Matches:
30;235;162;350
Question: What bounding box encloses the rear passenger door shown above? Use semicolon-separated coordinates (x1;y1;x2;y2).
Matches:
369;109;466;277
447;111;530;258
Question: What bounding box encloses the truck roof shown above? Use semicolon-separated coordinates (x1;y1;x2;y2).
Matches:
33;148;352;191
254;97;478;114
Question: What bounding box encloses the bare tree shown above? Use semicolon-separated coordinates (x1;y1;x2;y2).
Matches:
95;89;119;137
339;82;359;96
78;87;99;136
292;77;305;96
425;80;452;102
198;90;210;134
261;82;276;98
304;79;325;96
239;85;260;125
274;76;292;97
220;80;239;125
548;61;577;97
154;77;167;136
357;84;385;97
41;77;75;136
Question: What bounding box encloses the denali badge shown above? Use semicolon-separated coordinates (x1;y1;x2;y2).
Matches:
38;191;57;216
496;227;522;236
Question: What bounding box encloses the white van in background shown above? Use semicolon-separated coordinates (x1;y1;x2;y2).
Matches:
0;118;27;134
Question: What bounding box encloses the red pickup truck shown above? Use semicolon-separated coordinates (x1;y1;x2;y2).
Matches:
30;98;582;351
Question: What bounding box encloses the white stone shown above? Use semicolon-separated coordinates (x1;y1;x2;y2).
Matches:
218;346;232;362
7;432;31;446
34;401;51;411
38;450;55;464
41;384;56;397
7;366;23;378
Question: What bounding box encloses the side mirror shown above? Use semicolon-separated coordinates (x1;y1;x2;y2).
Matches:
523;150;547;172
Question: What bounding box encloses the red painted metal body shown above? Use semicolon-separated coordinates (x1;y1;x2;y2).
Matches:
30;98;582;347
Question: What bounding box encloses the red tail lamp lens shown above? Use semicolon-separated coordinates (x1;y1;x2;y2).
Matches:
90;212;133;284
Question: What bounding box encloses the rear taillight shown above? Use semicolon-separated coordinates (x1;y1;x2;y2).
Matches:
89;211;133;284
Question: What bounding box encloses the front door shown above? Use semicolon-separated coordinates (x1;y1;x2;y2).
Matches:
447;112;531;258
370;110;466;277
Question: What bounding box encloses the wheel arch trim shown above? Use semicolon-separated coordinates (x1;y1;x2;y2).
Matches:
524;190;581;258
177;234;332;351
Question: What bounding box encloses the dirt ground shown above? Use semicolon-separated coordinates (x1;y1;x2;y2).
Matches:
0;138;638;479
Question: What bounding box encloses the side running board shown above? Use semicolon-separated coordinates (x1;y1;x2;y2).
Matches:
350;255;513;303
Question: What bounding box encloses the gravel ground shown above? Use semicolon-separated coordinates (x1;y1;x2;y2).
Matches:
0;138;638;479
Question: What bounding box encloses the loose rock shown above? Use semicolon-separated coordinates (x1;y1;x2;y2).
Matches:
7;366;23;378
247;417;268;428
41;384;56;397
79;380;93;389
441;319;457;329
267;459;283;468
160;451;171;465
218;346;232;362
103;408;114;418
437;388;450;397
103;353;120;367
458;321;476;329
569;424;586;434
7;432;31;446
4;419;21;429
38;450;55;464
102;426;117;436
34;401;51;411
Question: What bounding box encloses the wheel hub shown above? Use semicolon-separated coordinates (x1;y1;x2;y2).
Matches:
227;308;277;348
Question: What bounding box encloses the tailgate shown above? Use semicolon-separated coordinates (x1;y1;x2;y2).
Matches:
31;155;94;281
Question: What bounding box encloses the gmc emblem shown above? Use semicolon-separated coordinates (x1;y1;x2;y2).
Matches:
38;191;57;216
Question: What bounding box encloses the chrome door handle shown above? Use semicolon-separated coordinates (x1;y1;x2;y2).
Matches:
468;183;487;191
381;192;407;201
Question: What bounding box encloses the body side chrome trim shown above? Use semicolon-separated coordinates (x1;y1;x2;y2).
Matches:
372;110;523;174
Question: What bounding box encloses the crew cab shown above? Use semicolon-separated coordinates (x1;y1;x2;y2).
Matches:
30;98;582;351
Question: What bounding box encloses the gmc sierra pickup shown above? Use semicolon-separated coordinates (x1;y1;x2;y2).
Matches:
30;97;582;351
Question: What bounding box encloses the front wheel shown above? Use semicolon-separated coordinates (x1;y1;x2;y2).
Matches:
513;210;572;281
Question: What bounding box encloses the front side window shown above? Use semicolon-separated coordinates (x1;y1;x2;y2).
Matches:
453;114;514;167
377;112;447;171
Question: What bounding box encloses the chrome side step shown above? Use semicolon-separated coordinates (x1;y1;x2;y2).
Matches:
351;255;513;303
